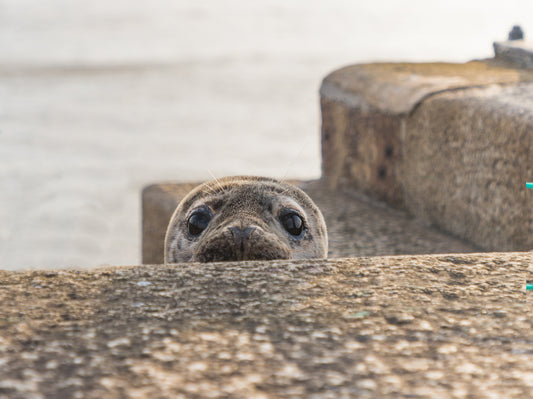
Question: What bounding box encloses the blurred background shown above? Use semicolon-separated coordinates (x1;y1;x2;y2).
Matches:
1;0;532;269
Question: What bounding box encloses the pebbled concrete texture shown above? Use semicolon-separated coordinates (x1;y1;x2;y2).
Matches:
402;84;533;251
0;253;530;398
142;180;477;264
320;61;533;251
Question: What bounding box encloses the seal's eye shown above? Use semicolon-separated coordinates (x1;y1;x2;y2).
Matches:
280;211;305;237
187;209;211;236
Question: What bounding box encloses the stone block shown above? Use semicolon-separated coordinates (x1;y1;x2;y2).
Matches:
320;97;403;205
320;61;533;251
142;183;200;264
402;84;533;251
0;253;530;398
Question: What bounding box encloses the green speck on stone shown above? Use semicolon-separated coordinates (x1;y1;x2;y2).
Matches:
526;283;533;291
346;311;371;319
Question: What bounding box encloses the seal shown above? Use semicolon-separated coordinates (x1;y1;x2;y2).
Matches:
164;176;328;263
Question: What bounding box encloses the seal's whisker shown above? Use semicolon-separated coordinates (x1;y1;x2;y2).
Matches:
207;169;224;192
279;186;294;196
201;185;217;196
202;179;224;196
166;248;194;263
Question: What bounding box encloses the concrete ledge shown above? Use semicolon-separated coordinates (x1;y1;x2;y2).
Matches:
320;61;533;115
142;180;477;264
142;183;201;265
0;253;530;398
320;61;533;251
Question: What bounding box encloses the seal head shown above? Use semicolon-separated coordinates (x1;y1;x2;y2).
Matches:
164;176;328;263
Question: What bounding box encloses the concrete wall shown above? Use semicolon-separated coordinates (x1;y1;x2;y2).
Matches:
402;85;533;250
0;253;530;398
320;61;533;251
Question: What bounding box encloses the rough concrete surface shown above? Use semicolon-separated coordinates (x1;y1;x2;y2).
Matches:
320;97;403;205
0;252;530;398
402;84;533;251
320;61;533;251
142;180;477;264
319;61;533;115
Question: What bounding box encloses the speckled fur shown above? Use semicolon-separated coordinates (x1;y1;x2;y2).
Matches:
164;176;328;263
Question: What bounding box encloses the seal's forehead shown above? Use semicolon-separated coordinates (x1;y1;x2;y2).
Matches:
183;180;299;212
199;182;283;208
177;177;319;218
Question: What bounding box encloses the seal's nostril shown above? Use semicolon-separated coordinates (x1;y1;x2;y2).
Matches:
229;226;256;240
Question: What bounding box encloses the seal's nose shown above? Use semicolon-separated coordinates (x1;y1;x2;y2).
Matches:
228;226;256;241
195;224;290;262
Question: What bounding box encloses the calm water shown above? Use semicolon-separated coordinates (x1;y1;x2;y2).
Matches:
1;0;531;269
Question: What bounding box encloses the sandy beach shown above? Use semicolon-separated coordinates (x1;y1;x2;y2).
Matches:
1;0;532;269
